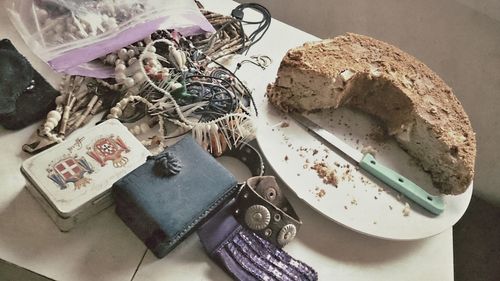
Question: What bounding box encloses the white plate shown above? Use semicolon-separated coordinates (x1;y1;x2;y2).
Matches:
256;101;473;240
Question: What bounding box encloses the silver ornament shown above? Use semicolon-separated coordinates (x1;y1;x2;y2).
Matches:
277;224;297;246
244;205;270;230
264;187;277;201
274;213;281;222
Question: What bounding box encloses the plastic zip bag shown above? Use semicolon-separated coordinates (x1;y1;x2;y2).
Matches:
6;0;214;77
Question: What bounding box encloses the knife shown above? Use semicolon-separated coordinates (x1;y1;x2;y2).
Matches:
290;112;444;215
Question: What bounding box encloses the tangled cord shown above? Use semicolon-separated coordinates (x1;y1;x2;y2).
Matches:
231;3;272;55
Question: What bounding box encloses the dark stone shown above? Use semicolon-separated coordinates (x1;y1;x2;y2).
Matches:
0;39;59;130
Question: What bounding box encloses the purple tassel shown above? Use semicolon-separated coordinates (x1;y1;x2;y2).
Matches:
198;202;318;281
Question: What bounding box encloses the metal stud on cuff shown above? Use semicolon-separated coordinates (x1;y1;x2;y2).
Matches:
264;187;277;201
245;205;271;230
277;224;297;246
234;176;302;248
274;213;281;222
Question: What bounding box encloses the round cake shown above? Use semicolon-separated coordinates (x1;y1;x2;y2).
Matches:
267;33;476;195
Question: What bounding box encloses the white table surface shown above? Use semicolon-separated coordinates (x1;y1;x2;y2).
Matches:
0;0;454;280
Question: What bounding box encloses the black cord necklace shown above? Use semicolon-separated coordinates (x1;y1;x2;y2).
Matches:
231;3;272;55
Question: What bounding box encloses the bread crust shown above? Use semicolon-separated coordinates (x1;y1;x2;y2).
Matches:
268;33;476;195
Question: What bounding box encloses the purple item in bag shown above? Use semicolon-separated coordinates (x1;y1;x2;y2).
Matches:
48;17;166;76
198;201;318;281
6;0;215;78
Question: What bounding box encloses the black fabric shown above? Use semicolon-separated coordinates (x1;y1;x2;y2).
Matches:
113;136;239;258
0;39;58;130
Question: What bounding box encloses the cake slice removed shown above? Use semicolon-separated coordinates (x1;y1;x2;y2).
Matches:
267;33;476;195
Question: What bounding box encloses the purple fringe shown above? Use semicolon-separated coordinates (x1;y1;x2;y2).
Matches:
216;228;318;281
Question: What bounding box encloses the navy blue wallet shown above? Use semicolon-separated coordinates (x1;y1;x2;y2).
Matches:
113;136;238;258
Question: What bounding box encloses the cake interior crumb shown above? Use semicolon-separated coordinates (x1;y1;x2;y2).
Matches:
402;202;411;216
311;162;338;187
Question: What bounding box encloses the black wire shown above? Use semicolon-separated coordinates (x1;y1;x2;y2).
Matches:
208;59;258;116
234;59;267;74
114;19;262;129
238;20;246;54
231;3;271;54
184;76;239;121
162;128;192;140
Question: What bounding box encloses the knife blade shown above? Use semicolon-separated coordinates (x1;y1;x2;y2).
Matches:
290;112;444;215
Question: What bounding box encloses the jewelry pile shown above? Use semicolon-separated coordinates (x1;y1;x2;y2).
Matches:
33;1;150;47
24;9;271;156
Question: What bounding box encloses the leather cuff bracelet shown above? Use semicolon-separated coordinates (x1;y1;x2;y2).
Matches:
234;176;302;247
219;142;265;182
197;200;318;281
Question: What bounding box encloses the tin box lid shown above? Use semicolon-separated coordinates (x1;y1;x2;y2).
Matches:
21;119;150;216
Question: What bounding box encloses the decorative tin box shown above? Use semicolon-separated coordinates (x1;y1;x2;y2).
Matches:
21;119;150;231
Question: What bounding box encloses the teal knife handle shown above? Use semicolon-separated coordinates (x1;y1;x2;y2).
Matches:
359;153;444;215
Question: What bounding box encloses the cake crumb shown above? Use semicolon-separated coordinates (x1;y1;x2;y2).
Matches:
280;121;290;128
311;162;338;187
324;170;338;186
361;145;377;156
316;189;326;198
342;168;353;182
312;149;319;156
350;198;358;205
402;202;411;216
284;155;289;161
